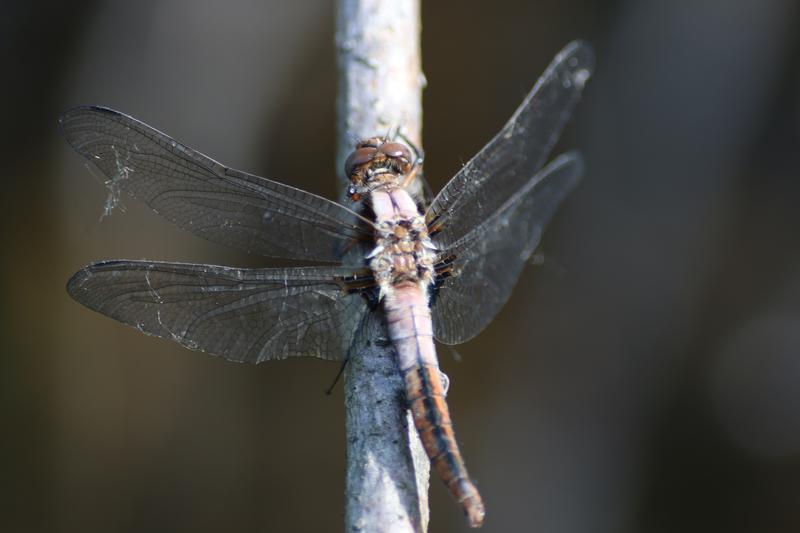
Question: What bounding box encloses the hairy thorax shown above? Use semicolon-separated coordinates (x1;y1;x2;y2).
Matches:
368;188;436;300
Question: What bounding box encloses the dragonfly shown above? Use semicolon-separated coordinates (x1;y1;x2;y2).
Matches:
61;40;593;528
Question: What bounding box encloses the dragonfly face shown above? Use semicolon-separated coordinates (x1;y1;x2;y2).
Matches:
61;40;594;528
344;136;414;201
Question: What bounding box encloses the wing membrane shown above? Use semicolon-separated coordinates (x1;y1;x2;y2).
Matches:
60;107;373;263
432;152;583;344
67;261;370;362
426;41;593;250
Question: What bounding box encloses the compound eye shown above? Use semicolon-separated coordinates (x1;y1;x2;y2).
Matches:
344;147;377;176
378;142;412;163
356;137;382;149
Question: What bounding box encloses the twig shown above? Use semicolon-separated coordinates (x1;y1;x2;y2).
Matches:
335;1;429;531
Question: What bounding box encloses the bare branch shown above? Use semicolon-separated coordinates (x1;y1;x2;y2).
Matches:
336;1;429;531
336;0;425;203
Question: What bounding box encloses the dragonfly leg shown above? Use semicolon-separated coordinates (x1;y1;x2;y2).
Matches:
433;255;458;280
337;273;381;312
426;212;446;237
428;255;458;307
396;130;434;201
401;155;424;189
396;129;425;167
325;356;350;395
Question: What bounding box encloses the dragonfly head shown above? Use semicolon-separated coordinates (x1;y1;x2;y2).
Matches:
345;137;413;201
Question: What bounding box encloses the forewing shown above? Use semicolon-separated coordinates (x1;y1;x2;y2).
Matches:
426;41;593;250
60;106;373;263
67;261;370;362
432;152;582;344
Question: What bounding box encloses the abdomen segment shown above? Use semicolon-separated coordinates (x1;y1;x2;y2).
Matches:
385;285;485;527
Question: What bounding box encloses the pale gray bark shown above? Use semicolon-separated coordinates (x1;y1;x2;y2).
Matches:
335;1;430;532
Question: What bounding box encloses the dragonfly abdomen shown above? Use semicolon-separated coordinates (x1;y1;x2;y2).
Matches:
405;363;486;528
369;185;483;526
385;285;486;528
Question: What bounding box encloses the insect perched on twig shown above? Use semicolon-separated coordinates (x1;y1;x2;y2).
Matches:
62;40;593;527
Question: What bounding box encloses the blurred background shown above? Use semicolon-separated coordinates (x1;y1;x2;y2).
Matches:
2;0;799;531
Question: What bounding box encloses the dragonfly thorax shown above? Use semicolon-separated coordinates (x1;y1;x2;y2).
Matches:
368;189;436;300
344;137;413;201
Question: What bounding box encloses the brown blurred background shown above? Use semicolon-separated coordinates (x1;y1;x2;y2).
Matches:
2;1;800;531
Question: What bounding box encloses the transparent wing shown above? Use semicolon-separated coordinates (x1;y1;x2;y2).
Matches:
426;41;593;250
67;260;371;363
431;152;582;344
60;106;373;263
